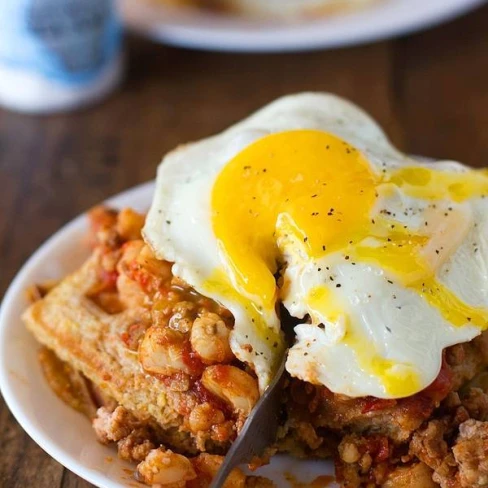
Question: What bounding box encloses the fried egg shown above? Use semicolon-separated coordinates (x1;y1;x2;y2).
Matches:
144;93;488;397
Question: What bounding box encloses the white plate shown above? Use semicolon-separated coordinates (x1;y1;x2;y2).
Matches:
0;181;336;488
119;0;486;52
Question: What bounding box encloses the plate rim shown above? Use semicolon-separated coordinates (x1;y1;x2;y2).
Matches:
121;0;487;52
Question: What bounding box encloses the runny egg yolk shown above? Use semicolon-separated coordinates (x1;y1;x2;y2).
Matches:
212;130;377;305
211;129;488;396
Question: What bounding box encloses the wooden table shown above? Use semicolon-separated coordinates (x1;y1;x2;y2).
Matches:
1;4;487;487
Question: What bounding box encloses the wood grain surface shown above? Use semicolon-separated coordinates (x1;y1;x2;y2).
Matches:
1;4;488;487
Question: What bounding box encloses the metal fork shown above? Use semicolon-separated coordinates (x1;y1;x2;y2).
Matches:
209;310;296;488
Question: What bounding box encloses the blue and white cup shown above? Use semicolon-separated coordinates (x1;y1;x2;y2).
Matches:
0;0;124;113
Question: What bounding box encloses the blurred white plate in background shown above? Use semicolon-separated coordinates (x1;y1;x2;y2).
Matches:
0;181;337;488
119;0;486;52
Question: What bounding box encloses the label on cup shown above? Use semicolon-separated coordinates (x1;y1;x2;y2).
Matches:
0;0;122;86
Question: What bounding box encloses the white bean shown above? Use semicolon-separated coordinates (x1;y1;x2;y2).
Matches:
201;365;259;416
139;326;191;376
137;448;196;486
190;313;234;364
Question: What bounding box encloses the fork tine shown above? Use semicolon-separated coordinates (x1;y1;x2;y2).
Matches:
208;356;287;488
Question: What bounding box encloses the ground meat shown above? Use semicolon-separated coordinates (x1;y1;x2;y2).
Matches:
118;427;156;462
92;405;166;466
336;434;393;487
460;388;488;421
409;419;459;488
333;382;488;488
453;420;488;487
93;406;142;444
407;388;488;488
449;334;488;391
410;420;451;471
